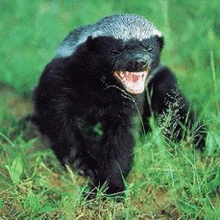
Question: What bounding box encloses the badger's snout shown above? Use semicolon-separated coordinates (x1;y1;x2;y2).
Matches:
127;54;148;72
113;52;151;94
115;51;151;72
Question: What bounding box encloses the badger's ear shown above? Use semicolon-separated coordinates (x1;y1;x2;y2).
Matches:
156;35;164;51
153;30;164;51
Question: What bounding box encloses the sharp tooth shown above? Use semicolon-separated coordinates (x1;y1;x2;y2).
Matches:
120;72;125;78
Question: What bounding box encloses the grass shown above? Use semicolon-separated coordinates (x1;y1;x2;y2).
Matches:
0;0;220;219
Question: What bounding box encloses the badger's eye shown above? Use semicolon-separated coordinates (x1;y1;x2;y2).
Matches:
147;47;153;53
111;50;121;56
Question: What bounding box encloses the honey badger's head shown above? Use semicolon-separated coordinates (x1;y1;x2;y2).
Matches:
65;15;164;95
85;35;163;94
87;15;164;95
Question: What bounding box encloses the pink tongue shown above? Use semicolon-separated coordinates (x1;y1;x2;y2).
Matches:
126;72;139;82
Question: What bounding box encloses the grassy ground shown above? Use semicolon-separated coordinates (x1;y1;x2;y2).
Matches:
0;0;220;219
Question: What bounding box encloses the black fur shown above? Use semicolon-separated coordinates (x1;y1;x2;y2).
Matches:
33;15;205;195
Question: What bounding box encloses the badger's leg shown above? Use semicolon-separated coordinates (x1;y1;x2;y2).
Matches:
90;125;134;194
144;66;206;149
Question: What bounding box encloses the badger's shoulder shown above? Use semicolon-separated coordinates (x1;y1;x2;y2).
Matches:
55;24;93;58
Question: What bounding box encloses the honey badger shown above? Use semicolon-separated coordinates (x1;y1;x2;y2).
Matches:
34;14;205;195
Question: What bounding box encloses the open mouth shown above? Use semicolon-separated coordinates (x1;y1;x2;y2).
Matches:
113;71;148;95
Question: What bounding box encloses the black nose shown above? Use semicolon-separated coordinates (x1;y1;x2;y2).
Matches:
134;59;146;70
128;57;147;72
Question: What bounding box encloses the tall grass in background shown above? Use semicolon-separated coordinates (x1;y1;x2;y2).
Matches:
0;0;219;219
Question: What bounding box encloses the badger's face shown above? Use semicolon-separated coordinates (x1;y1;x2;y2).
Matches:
85;34;163;95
